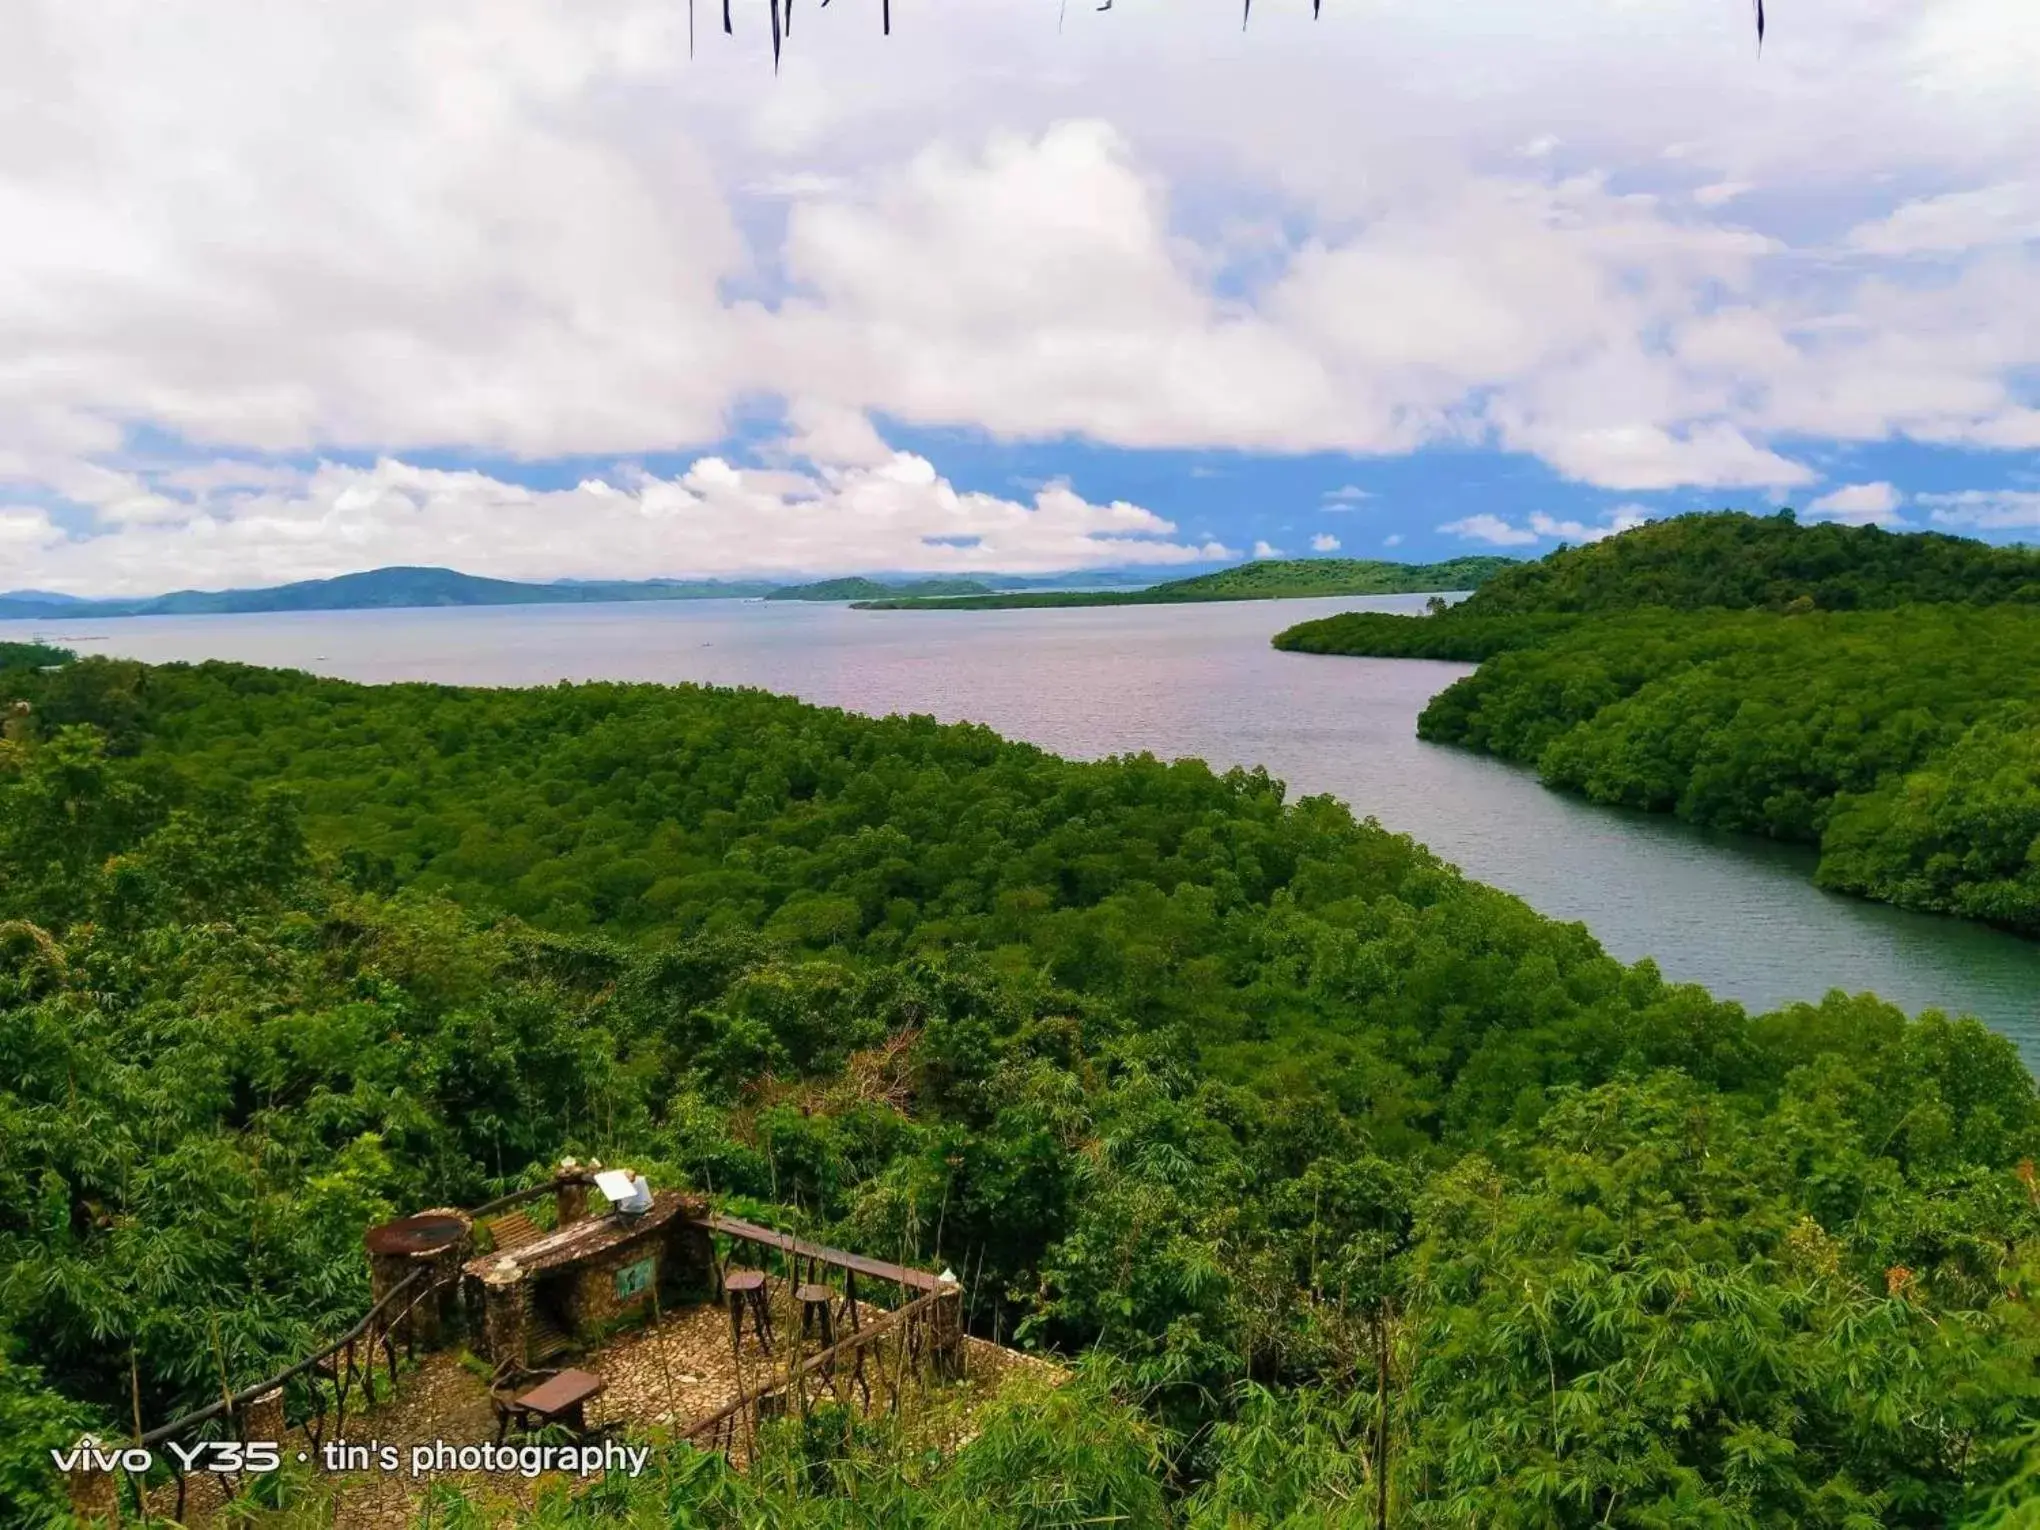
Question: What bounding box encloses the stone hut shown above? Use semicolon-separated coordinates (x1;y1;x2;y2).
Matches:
466;1188;712;1372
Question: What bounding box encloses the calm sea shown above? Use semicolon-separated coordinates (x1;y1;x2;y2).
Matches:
11;594;2037;1060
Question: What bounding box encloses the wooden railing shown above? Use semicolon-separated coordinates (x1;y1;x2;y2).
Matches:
467;1170;591;1222
127;1263;458;1520
708;1213;951;1294
105;1191;961;1517
681;1287;950;1461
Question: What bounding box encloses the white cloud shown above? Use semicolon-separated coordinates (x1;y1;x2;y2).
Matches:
1439;514;1539;547
1310;533;1341;551
0;0;748;471
1253;540;1284;558
1528;507;1652;542
1444;506;1650;546
1693;181;1754;208
1843;181;2040;256
0;508;64;552
2;450;1228;597
1;0;2038;588
1506;423;1815;492
1322;485;1374;505
767;120;1351;452
1806;481;1907;524
1382;533;1404;548
1918;489;2040;530
773;400;893;468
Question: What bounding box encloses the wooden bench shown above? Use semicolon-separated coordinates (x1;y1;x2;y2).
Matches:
485;1210;543;1254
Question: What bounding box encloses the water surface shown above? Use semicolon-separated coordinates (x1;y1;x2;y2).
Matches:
12;596;2036;1058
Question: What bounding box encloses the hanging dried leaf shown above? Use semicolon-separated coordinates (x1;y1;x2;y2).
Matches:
699;1;1767;69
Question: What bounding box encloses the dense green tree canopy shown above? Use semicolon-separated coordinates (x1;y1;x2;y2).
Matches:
1272;515;2040;935
3;645;2039;1526
1445;511;2040;618
859;557;1519;610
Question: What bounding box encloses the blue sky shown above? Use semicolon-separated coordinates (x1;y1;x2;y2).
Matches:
1;1;2036;593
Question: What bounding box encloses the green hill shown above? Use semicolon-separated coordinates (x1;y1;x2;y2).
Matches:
855;555;1517;609
1272;512;2040;936
764;576;995;601
6;652;2040;1524
1274;512;2040;660
1444;509;2040;617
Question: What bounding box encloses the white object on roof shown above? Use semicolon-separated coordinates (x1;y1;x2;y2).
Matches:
595;1168;652;1214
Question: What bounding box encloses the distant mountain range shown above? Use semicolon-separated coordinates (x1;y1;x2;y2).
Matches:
0;567;788;620
0;559;1507;622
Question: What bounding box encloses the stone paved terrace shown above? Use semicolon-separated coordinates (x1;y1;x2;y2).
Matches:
145;1282;1064;1529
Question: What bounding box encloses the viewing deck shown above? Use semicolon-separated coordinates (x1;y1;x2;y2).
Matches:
158;1288;1053;1528
112;1183;1062;1528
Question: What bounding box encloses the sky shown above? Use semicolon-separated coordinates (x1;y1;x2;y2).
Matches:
1;0;2037;595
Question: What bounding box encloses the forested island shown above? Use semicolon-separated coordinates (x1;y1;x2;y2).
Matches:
764;576;995;601
1274;513;2040;936
4;639;2040;1527
852;556;1518;609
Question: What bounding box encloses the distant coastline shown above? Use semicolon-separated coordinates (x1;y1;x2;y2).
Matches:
0;567;778;621
1;557;1517;622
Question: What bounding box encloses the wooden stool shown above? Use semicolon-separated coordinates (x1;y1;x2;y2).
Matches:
796;1284;837;1348
725;1269;773;1353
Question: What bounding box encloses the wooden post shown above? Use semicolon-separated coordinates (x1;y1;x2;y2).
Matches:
930;1280;963;1380
245;1387;286;1446
554;1159;589;1228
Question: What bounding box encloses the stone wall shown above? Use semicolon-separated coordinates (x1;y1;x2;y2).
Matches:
478;1269;532;1369
561;1238;661;1338
556;1217;715;1341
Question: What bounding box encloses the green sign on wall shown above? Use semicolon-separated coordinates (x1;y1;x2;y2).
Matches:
614;1254;655;1301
